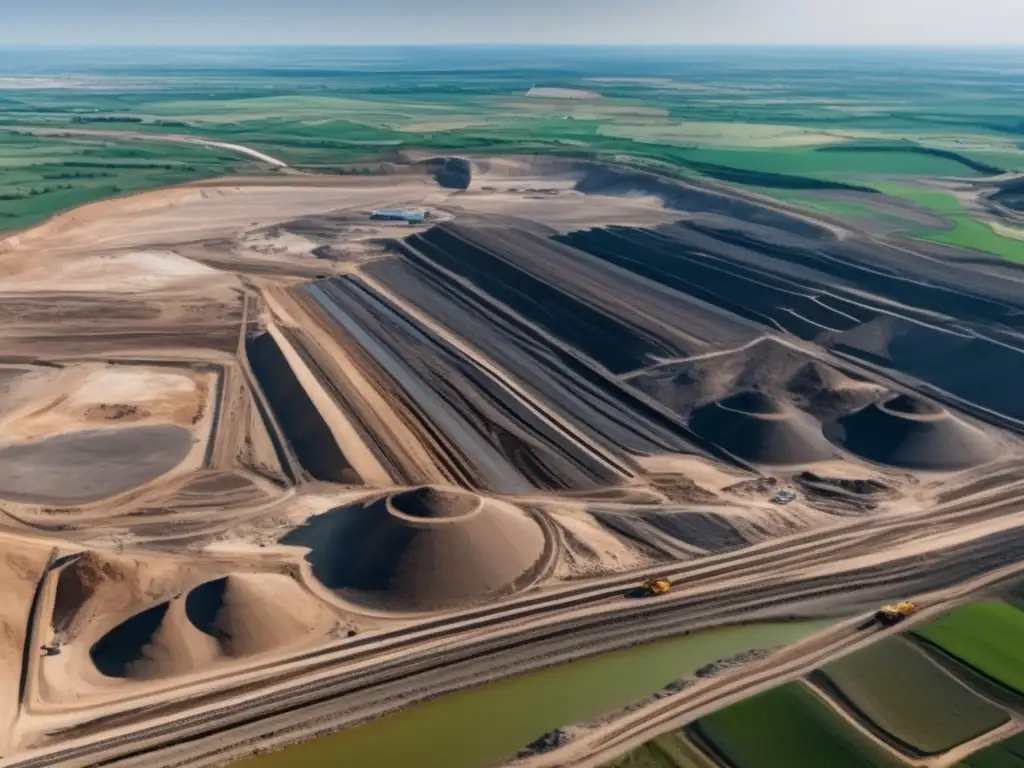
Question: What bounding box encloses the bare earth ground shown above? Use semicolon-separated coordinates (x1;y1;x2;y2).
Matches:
0;156;1023;767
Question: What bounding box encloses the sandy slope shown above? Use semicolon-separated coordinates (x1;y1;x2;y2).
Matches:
0;541;52;751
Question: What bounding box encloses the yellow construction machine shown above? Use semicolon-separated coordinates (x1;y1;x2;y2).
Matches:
875;601;917;626
640;577;672;596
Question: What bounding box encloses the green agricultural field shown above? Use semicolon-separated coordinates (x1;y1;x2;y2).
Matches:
0;131;252;233
817;637;1009;754
750;188;918;230
759;182;1024;260
916;602;1024;694
4;47;1024;254
692;683;904;768
1009;580;1024;612
772;197;884;222
669;146;989;180
608;731;720;768
956;733;1024;768
871;184;1024;262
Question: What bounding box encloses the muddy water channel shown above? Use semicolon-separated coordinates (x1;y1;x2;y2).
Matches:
234;620;832;768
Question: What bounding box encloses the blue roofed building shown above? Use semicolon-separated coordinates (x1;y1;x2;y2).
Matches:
370;209;427;224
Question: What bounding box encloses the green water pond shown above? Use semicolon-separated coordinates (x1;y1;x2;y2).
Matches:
234;619;832;768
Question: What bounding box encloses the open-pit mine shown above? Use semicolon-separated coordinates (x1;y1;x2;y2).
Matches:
0;156;1023;768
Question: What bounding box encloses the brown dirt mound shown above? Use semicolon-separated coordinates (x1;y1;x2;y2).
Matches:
826;396;999;470
185;574;327;658
90;573;326;679
90;597;220;680
282;487;548;611
717;390;784;415
53;552;216;640
52;554;128;636
689;392;835;465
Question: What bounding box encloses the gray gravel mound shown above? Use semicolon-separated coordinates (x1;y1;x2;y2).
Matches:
425;157;472;190
826;399;999;470
690;393;835;465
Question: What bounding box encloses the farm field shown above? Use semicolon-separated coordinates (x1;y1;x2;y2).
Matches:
870;183;1024;262
816;636;1010;754
691;683;905;768
1;46;1023;263
0;131;247;231
608;731;719;768
956;733;1024;767
915;601;1024;695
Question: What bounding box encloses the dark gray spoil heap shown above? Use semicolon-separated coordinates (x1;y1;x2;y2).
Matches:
426;157;472;190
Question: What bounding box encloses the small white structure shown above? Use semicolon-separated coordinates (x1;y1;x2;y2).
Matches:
370;209;427;224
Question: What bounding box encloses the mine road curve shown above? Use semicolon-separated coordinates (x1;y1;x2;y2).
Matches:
8;496;1024;768
0;126;291;169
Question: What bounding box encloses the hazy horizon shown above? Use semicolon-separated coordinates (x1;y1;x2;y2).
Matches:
4;0;1024;47
4;43;1024;49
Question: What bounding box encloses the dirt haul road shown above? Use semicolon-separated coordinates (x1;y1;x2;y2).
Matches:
0;126;290;168
0;156;1022;768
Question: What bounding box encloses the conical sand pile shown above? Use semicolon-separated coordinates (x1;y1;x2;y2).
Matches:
286;486;548;611
826;394;998;470
689;391;835;465
90;597;221;681
186;574;327;658
128;598;221;680
90;573;327;680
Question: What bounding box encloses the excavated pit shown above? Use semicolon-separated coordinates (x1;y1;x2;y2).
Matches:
388;486;483;520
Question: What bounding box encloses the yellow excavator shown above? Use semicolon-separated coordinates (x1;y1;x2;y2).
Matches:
640;577;672;596
875;601;917;626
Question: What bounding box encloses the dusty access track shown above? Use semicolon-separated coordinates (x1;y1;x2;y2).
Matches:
0;156;1023;768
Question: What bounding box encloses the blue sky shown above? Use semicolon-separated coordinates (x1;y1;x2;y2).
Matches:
3;0;1024;46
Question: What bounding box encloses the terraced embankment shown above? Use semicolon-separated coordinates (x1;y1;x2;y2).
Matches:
245;330;361;485
559;222;1024;428
303;277;630;492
